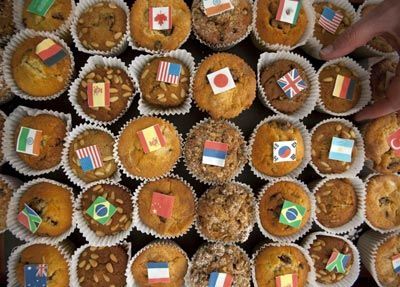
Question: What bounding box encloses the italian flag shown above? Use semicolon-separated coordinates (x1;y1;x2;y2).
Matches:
16;127;42;156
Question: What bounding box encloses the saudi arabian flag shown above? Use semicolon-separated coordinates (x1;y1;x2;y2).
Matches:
16;127;42;156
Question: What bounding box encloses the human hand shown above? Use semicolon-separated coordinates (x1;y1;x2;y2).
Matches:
319;0;400;121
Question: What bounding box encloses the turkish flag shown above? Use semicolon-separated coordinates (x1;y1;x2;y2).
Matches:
387;128;400;156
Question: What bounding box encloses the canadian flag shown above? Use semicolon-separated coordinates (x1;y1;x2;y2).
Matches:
149;7;172;30
206;67;236;94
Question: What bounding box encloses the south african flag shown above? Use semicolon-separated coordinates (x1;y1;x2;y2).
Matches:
17;204;42;233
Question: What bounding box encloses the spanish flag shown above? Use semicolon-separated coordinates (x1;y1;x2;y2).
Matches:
35;38;66;66
137;124;166;154
87;82;110;108
275;273;298;287
333;75;356;100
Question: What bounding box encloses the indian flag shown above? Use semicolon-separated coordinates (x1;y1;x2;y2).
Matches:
16;127;42;156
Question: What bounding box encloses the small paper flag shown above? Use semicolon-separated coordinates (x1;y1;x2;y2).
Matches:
202;140;228;167
325;251;351;273
151;192;175;219
149;7;172;30
392;254;400;274
273;141;297;163
328;137;354;163
147;262;170;283
278;200;306;228
203;0;234;17
27;0;55;16
277;68;307;99
87;82;110;108
137;124;166;154
332;75;356;101
208;272;233;287
156;61;181;84
86;196;116;225
16;126;42;156
207;67;236;94
275;0;302;25
319;7;343;34
76;145;103;172
35;38;66;66
275;273;298;287
17;204;42;234
387;128;400;157
24;264;47;287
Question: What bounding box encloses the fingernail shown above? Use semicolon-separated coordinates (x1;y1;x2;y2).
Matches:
320;45;333;56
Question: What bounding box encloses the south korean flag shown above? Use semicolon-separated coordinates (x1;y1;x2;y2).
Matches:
273;140;297;163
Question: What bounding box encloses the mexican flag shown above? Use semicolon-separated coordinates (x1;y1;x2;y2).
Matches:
16;126;42;156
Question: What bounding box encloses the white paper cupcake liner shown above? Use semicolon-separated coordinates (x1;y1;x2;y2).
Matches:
114;116;182;181
69;55;137;125
312;176;365;235
316;57;371;116
129;49;194;116
0;47;14;105
256;178;315;243
0;174;22;234
7;241;72;287
251;242;317;287
133;174;197;239
302;232;360;287
248;115;311;181
251;0;315;51
6;178;77;244
257;51;320;120
13;0;76;39
0;110;7;166
3;105;72;176
76;179;135;246
309;117;365;178
61;123;121;188
126;240;190;287
194;181;256;244
71;0;129;56
2;30;75;101
302;0;357;59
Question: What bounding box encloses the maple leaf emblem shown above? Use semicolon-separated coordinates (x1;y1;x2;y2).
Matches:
154;12;167;26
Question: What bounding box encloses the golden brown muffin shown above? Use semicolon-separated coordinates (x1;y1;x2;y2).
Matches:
193;53;256;119
137;177;195;237
255;0;308;47
16;244;69;287
131;243;188;287
315;179;357;228
251;120;305;177
0;177;15;231
0;48;12;103
0;0;14;40
370;59;397;102
15;114;67;170
254;245;310;287
259;181;311;237
375;234;400;287
117;117;181;179
68;129;118;184
11;35;72;98
366;174;400;231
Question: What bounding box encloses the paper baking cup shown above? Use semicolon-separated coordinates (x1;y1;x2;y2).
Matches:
302;232;360;287
71;0;129;56
13;0;76;39
248;115;311;181
257;51;319;120
129;49;194;116
256;178;315;243
6;178;76;244
3;106;72;176
302;0;356;59
114;116;182;181
126;240;190;287
0;48;14;105
76;180;135;246
7;241;72;287
316;57;371;116
0;174;22;234
194;181;256;244
309;117;365;178
252;242;317;287
251;0;315;51
312;176;365;234
61;123;121;188
133;174;197;239
0;110;7;166
69;55;137;125
2;30;75;101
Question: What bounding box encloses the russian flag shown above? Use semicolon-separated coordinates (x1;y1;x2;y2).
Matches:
147;262;170;284
208;272;233;287
202;140;228;167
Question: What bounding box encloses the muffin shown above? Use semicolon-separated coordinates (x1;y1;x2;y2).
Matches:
139;56;190;108
191;0;252;48
254;244;311;287
80;182;133;238
137;176;195;237
374;234;400;287
184;119;247;183
197;182;255;243
77;245;128;287
0;176;17;232
75;1;127;52
315;178;357;228
130;242;188;287
308;235;353;284
365;174;400;231
0;48;13;104
15;244;69;287
130;0;191;51
190;243;251;287
251;119;306;178
0;0;14;42
370;58;397;102
193;53;256;119
117;117;181;179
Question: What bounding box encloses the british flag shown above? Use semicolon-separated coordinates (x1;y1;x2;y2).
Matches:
319;7;343;34
277;68;307;99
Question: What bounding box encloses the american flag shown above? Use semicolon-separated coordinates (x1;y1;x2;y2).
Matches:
319;7;343;34
156;61;181;84
76;145;103;172
277;68;307;98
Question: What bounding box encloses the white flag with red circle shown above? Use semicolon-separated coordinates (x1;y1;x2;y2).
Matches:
206;67;236;94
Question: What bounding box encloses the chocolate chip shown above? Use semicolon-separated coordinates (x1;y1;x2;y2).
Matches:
379;197;392;206
51;12;65;20
159;27;174;36
278;255;292;264
154;40;162;50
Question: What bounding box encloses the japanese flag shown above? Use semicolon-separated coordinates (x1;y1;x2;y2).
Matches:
207;67;236;94
149;7;172;30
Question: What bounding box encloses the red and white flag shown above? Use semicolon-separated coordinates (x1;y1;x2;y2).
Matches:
387;128;400;157
149;7;172;30
207;67;236;94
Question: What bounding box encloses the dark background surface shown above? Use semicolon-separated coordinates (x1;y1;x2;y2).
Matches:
0;0;378;286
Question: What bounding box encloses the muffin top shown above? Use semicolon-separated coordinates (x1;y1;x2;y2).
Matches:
0;48;11;99
0;0;15;40
370;59;397;102
375;234;400;287
0;177;15;231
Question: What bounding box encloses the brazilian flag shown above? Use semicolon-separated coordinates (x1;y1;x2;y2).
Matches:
86;196;117;225
278;200;306;228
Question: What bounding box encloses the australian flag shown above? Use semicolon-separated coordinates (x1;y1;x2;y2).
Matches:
277;68;307;99
24;264;47;287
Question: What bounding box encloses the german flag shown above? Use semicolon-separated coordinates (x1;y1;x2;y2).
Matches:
35;38;66;66
333;75;356;100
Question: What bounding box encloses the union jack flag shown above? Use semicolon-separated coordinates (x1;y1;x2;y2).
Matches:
36;264;47;277
319;7;343;34
277;68;307;99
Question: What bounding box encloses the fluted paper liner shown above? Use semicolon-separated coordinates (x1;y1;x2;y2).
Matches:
0;47;14;105
0;174;22;234
0;110;7;166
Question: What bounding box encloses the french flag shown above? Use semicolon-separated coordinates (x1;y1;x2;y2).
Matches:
147;262;170;284
208;272;233;287
202;140;228;167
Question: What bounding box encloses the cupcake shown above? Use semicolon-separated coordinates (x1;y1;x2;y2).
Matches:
129;241;188;287
193;53;256;119
365;174;400;232
116;116;181;180
0;48;13;105
0;175;20;233
129;0;191;52
196;182;255;243
189;243;251;287
370;58;398;102
184;119;247;184
191;0;253;50
135;176;196;238
0;0;15;43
